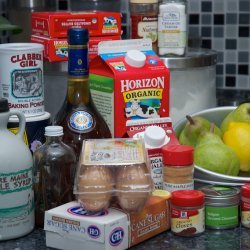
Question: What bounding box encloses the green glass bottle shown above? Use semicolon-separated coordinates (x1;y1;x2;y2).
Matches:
56;28;111;160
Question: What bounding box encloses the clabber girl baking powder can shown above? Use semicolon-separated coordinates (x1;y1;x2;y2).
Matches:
0;43;44;117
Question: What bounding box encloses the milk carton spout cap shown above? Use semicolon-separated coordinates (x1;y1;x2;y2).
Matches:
125;50;146;68
144;126;170;148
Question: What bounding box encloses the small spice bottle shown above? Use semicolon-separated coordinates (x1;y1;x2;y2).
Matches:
241;184;250;228
158;0;187;56
162;144;194;192
130;0;159;53
170;190;205;237
199;185;240;230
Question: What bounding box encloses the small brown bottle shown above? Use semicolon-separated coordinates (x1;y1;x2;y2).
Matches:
56;28;111;159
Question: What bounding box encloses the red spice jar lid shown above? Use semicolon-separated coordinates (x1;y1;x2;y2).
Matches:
162;144;194;166
241;184;250;198
171;190;204;207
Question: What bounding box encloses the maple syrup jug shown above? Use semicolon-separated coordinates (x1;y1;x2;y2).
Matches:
0;98;34;240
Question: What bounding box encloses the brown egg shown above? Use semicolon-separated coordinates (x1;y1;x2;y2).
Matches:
116;164;152;213
76;165;114;213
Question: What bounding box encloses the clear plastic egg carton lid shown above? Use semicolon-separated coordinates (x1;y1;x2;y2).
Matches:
74;138;153;214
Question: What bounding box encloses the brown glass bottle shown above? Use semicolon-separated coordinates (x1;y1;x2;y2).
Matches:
56;28;111;159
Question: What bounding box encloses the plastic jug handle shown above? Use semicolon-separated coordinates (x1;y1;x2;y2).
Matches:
9;111;26;140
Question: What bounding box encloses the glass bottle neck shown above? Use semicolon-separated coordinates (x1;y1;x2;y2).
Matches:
45;135;63;143
67;76;90;105
67;43;90;106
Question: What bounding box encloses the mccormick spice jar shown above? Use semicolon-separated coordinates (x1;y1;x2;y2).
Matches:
199;185;240;230
162;144;194;192
130;0;159;53
241;184;250;228
170;190;205;237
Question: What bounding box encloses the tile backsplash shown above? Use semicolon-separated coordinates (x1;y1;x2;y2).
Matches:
1;0;249;92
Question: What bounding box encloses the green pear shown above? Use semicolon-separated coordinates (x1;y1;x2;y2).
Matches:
221;102;250;134
194;126;240;176
179;115;222;147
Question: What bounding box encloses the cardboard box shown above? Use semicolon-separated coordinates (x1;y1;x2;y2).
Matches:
31;35;121;62
31;11;122;38
89;39;170;138
44;202;129;250
45;193;170;250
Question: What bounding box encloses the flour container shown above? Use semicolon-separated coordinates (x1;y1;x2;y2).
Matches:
161;48;217;125
0;43;44;117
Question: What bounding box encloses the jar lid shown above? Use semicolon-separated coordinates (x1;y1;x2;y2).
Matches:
45;126;63;137
125;50;146;68
171;190;204;207
144;126;169;148
162;144;194;166
241;184;250;198
130;0;158;3
199;185;240;205
160;48;217;70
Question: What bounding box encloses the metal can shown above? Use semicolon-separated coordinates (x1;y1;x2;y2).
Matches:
0;43;44;117
199;185;240;229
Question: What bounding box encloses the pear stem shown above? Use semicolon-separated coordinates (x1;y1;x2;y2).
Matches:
210;123;215;133
186;115;195;125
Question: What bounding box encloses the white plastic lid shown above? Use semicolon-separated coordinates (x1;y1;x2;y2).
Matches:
45;126;63;137
125;50;146;68
144;126;170;148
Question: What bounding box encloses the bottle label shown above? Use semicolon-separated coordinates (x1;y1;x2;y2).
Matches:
131;14;158;44
163;182;194;193
171;207;205;236
158;4;187;48
69;111;93;131
241;199;250;227
0;167;32;194
68;46;88;77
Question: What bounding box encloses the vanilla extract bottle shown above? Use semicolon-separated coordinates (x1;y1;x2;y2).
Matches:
56;28;111;160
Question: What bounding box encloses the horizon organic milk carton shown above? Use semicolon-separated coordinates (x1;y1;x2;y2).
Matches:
89;39;170;138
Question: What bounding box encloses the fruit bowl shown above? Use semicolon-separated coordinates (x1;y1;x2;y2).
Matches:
173;106;250;187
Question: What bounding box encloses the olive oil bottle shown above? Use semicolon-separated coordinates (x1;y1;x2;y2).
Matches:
56;28;111;159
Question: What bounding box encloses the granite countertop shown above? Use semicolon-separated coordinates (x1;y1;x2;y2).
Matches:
1;226;250;250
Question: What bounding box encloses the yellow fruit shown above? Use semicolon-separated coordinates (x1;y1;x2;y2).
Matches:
223;122;250;172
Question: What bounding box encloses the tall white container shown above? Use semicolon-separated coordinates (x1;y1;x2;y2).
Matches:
0;98;34;240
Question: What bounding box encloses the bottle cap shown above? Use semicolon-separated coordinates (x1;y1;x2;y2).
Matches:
162;144;194;166
0;98;9;113
144;126;169;148
171;190;204;207
125;50;146;68
68;28;89;45
45;126;63;137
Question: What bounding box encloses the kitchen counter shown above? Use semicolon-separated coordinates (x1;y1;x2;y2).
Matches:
1;226;250;250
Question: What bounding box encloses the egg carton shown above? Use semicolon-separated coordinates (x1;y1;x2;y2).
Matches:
73;138;153;214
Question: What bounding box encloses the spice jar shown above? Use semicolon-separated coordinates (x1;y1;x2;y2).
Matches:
158;0;187;56
170;190;205;237
162;144;194;192
199;185;240;230
130;0;159;53
241;184;250;228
